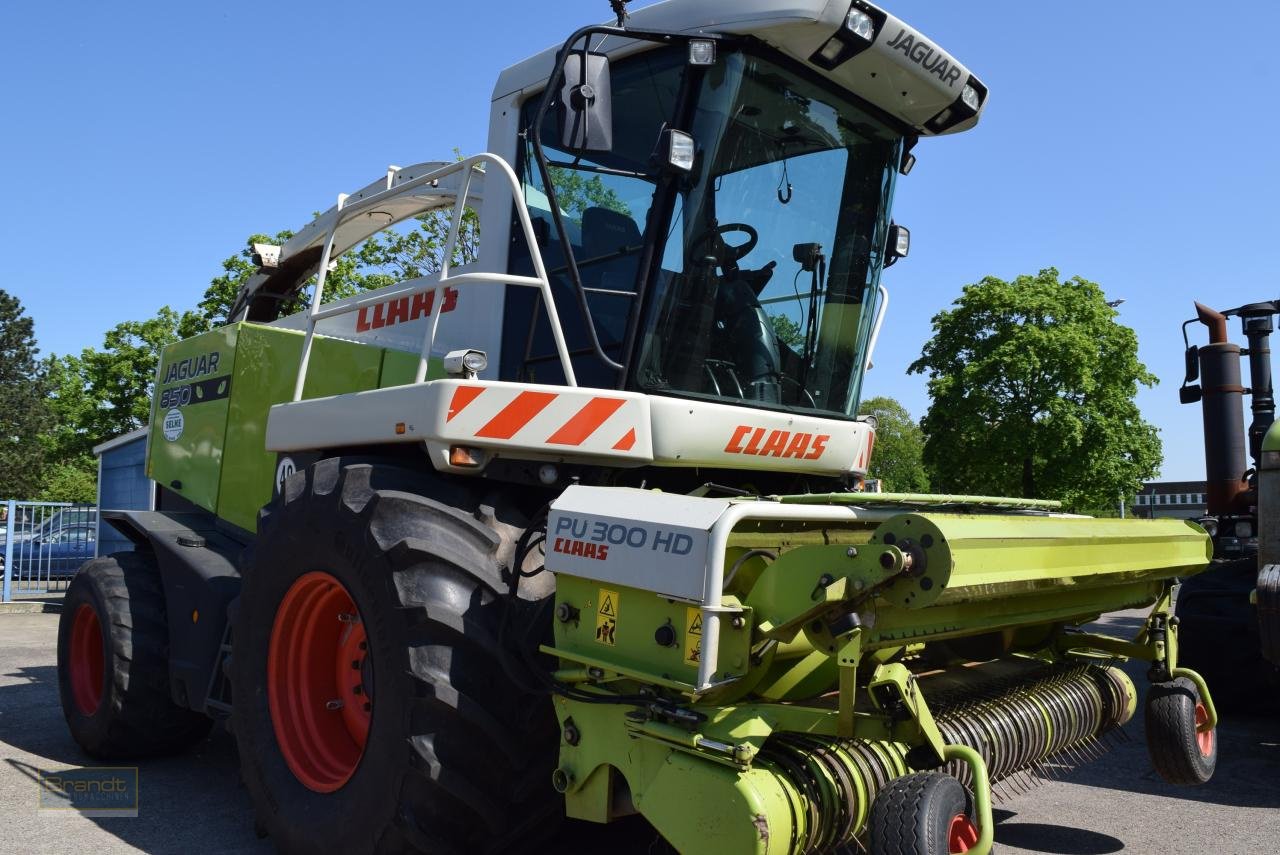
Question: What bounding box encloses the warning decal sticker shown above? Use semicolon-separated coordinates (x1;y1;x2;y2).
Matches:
683;606;702;665
595;588;619;646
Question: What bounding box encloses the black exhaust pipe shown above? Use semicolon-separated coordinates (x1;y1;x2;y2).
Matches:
1241;304;1276;469
1194;302;1250;516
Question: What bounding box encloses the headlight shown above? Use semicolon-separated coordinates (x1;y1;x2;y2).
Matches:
688;39;716;66
961;84;981;112
891;225;910;258
810;3;883;70
444;348;488;377
845;9;876;41
1235;520;1254;538
667;130;695;172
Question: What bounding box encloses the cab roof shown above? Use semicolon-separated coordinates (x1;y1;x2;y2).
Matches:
493;0;986;136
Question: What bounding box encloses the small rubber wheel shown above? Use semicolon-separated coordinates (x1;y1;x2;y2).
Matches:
1145;676;1217;785
869;771;984;855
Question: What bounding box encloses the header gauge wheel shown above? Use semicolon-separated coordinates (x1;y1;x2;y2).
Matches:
1145;676;1217;786
869;771;988;855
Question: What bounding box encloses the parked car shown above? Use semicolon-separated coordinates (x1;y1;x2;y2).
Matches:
1;507;97;552
1;522;96;580
35;508;97;540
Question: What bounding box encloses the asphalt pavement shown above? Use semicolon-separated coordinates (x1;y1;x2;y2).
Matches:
1;609;1277;854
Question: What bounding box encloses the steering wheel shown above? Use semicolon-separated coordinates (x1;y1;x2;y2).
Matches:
689;222;759;269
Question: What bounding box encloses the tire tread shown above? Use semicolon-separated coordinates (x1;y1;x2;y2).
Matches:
234;460;559;854
1145;676;1216;786
58;552;212;759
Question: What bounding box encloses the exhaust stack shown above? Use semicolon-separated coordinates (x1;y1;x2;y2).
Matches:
1193;302;1250;516
1241;304;1276;468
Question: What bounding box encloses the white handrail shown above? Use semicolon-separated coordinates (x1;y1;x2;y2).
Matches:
291;153;577;401
864;284;889;372
697;502;862;692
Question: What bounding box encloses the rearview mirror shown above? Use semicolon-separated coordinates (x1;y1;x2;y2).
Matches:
1184;345;1200;384
559;50;613;152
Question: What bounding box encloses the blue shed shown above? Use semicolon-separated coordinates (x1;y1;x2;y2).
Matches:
93;428;154;556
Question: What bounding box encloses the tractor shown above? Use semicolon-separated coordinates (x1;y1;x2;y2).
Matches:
57;3;1218;853
1175;299;1280;708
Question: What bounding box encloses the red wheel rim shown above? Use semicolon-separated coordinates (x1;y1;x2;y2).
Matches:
68;604;105;715
948;814;979;854
1194;702;1214;757
268;572;372;793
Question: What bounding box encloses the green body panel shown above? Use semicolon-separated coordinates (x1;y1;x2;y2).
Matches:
1264;419;1280;453
550;577;753;691
378;348;445;388
781;492;1061;510
552;697;799;855
147;326;239;511
889;514;1211;601
148;322;392;531
216;324;384;532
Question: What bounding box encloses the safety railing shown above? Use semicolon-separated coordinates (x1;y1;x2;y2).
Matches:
2;501;98;601
292;153;577;401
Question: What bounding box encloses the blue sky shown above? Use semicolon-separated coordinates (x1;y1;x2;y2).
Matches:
3;1;1277;481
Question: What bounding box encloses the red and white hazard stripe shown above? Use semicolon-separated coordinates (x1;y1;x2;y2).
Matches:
854;429;876;471
437;382;651;458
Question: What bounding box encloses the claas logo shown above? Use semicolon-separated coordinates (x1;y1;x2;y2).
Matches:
724;426;829;460
551;537;610;561
356;287;459;332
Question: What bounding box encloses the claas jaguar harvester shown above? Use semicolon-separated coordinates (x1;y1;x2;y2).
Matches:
56;3;1218;853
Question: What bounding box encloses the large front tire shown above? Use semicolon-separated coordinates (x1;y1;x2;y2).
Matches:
231;460;558;854
56;553;213;759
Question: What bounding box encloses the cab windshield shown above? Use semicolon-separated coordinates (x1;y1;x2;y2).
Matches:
511;45;903;417
637;50;902;418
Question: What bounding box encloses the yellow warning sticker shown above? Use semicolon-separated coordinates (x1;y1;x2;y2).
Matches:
595;588;619;646
683;606;702;665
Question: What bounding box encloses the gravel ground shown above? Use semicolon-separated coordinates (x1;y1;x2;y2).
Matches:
1;608;1277;854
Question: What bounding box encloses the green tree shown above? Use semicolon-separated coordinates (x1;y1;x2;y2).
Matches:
41;354;97;497
0;290;49;498
908;268;1161;509
38;461;97;504
46;307;185;465
770;314;804;348
859;396;929;493
179;229;296;337
547;166;628;221
187;206;482;333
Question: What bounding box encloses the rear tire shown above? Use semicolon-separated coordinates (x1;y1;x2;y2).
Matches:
56;552;213;759
1259;563;1280;667
1145;676;1217;786
869;772;983;855
1176;559;1280;712
231;460;559;854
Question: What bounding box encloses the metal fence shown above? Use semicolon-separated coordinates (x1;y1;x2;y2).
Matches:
2;501;98;602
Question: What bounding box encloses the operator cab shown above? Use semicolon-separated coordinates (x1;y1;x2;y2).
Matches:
501;1;984;421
